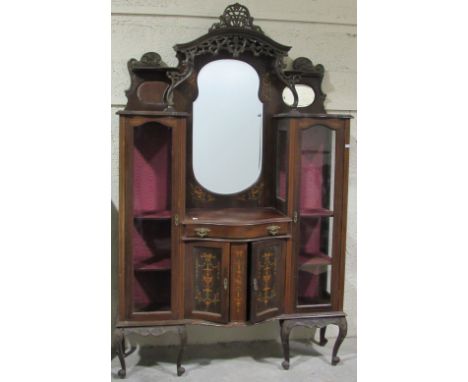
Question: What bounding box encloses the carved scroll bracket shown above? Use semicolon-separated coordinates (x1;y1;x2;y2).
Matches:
163;3;292;109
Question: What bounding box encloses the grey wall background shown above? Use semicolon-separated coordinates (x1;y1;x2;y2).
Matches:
111;0;356;345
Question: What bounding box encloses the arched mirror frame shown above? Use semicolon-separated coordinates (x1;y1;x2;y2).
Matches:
122;3;329;209
166;4;328;209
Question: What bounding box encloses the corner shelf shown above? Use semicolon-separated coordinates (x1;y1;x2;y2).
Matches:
298;253;332;271
134;257;171;272
134;210;172;220
300;208;334;217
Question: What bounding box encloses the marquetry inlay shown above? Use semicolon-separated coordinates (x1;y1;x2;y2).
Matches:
194;252;221;310
233;250;244;313
256;251;277;305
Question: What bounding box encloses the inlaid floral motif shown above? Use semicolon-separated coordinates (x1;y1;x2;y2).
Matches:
256;251;277;305
194;251;221;311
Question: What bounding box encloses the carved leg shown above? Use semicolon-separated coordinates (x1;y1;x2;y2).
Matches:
176;326;187;376
280;320;291;370
115;329;126;378
319;326;328;346
331;317;348;365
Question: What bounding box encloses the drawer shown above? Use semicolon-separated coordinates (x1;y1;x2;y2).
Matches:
183;222;290;240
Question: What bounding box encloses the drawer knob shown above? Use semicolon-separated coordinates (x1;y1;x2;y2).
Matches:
266;225;280;236
194;227;211;238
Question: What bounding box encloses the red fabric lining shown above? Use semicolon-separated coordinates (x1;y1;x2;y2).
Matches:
298;271;320;300
300;218;321;256
300;127;326;210
131;123;172;312
133;124;171;215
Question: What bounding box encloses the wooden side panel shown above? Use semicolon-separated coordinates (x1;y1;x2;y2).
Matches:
185;241;230;323
250;240;285;323
336;119;350;311
230;244;248;322
118;116;132;321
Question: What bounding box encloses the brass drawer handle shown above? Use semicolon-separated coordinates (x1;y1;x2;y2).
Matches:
266;225;280;236
194;227;210;238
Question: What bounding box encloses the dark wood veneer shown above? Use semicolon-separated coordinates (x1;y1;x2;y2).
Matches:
115;3;351;377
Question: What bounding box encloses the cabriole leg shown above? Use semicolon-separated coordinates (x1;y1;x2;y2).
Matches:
115;329;126;378
332;317;348;365
319;326;328;346
176;326;187;376
280;320;291;370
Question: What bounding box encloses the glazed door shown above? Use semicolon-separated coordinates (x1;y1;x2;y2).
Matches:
293;120;346;312
122;117;183;321
185;242;230;323
250;240;286;323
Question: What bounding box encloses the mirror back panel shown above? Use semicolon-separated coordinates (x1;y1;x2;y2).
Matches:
180;52;288;209
192;59;263;195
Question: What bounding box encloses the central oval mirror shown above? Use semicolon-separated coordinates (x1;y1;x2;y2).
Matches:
193;59;263;195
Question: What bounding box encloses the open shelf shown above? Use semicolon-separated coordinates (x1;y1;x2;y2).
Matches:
184;207;290;225
134;257;171;272
298;253;332;269
134;210;171;220
297;292;331;306
300;208;334;217
133;270;171;313
134;303;172;312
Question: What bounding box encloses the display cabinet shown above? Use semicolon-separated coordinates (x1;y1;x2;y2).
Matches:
114;3;352;378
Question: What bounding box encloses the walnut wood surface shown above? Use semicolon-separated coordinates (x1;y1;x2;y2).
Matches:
250;240;286;323
184;207;289;224
229;244;248;322
117;2;350;339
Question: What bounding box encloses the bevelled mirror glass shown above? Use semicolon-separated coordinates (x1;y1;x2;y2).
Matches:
282;84;315;107
193;59;263;195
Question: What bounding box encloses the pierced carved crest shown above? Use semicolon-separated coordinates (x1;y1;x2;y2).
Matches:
209;3;263;33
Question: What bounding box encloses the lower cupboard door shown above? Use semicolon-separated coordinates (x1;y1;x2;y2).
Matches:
185;241;230;323
250;240;286;323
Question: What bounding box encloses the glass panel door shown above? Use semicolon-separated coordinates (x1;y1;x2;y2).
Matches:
131;122;173;314
296;124;336;308
275;121;289;214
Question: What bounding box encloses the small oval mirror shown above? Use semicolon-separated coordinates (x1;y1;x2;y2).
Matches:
282;84;315;107
193;59;263;195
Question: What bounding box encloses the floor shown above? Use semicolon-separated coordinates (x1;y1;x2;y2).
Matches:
111;337;357;381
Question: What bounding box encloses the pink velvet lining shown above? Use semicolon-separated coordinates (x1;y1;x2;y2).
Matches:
133;124;171;215
133;271;171;311
298;271;320;300
300;127;328;210
300;217;321;256
131;123;172;312
298;216;332;304
277;130;287;199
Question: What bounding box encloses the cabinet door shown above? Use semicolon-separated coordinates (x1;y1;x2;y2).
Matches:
123;118;179;321
293;121;345;312
185;242;230;323
250;240;285;323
